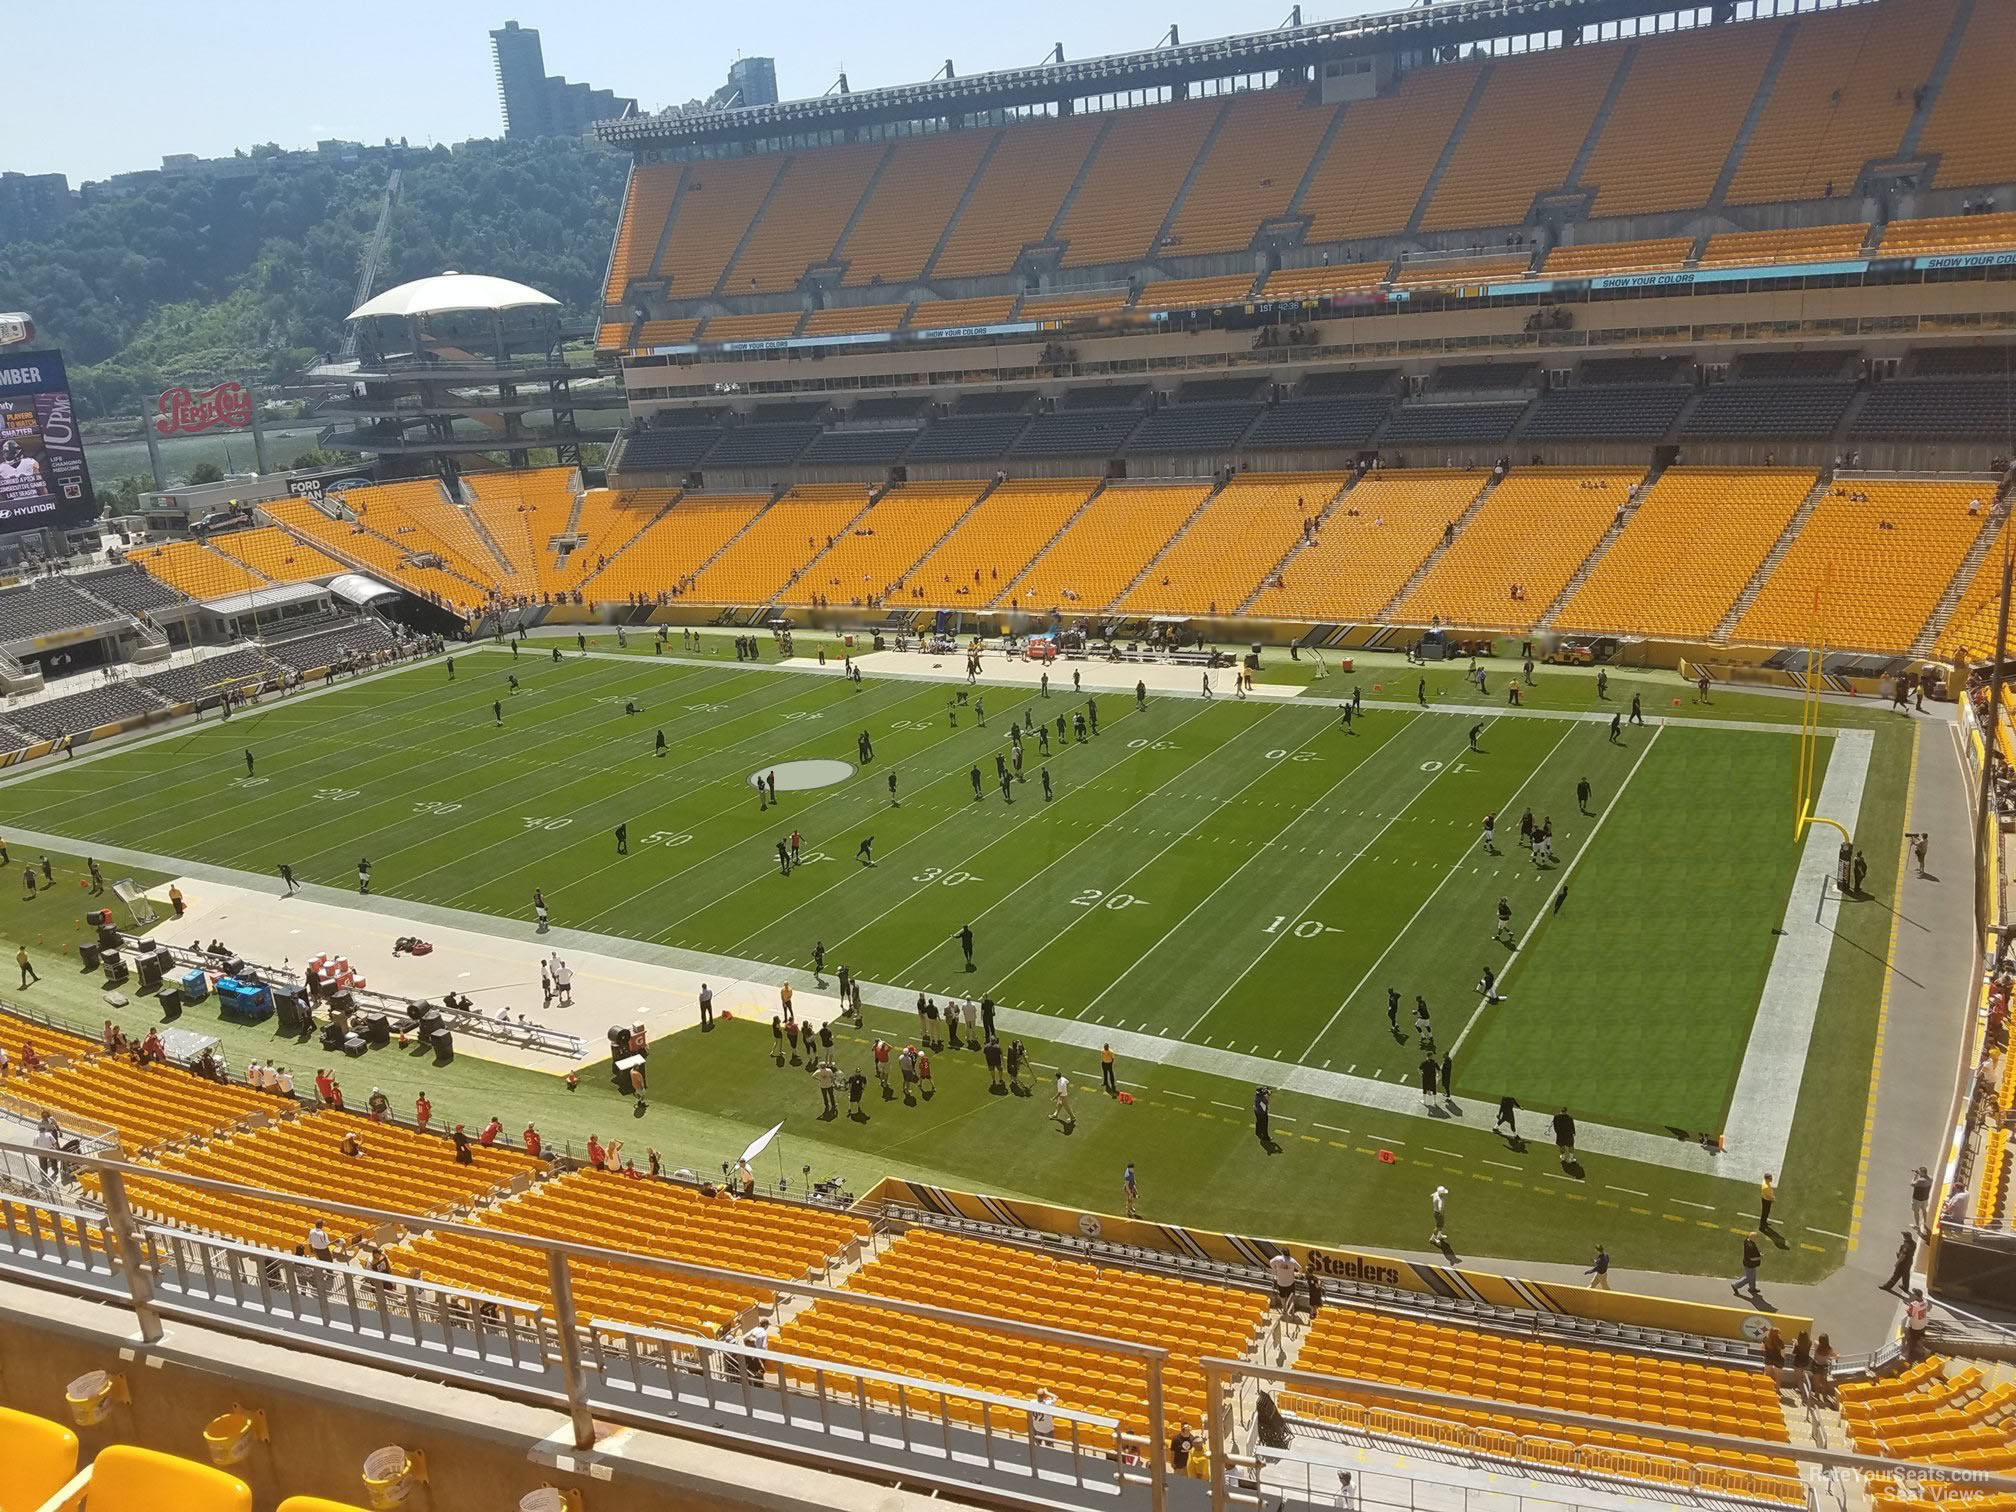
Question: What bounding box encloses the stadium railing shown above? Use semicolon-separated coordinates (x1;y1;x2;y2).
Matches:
0;1142;1173;1512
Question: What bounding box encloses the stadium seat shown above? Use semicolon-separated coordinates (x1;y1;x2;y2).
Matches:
653;155;786;298
605;163;681;304
1162;88;1336;257
1540;239;1694;279
1421;42;1628;233
1018;289;1134;323
687;485;874;604
581;491;761;602
1297;62;1484;242
775;1228;1268;1450
1734;480;1990;654
1248;469;1489;622
932;116;1104;280
1002;481;1213;614
802;303;913;338
1724;0;1950;205
1875;214;2016;260
56;1444;252;1512
839;129;999;287
389;1170;867;1339
1912;1;2016;190
208;527;348;586
1259;262;1392;300
277;1499;373;1512
1696;224;1871;267
698;310;805;343
1577;21;1789;218
127;541;266;602
1135;274;1261;314
781;482;985;607
0;1404;78;1510
900;480;1099;606
908;295;1019;331
1054;95;1224;267
1557;468;1819;641
1121;473;1352;617
1395;469;1642;632
726;141;888;295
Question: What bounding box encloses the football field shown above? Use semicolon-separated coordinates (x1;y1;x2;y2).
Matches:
0;640;1914;1275
5;645;1852;1133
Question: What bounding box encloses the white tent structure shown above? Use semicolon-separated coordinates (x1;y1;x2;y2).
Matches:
348;272;558;322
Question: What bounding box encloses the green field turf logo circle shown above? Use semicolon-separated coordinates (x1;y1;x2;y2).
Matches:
748;760;855;791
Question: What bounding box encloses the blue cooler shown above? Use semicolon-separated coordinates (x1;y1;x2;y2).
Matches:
178;969;210;1003
216;978;273;1023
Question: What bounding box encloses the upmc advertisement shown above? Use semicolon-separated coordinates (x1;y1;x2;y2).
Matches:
0;349;93;529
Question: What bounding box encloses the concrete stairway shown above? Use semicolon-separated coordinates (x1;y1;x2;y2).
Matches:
1711;473;1831;641
887;478;1003;597
1536;463;1663;630
827;145;897;265
916;133;1006;284
711;159;795;296
1106;477;1229;612
1375;472;1501;619
761;485;889;609
1912;484;2015;657
1234;474;1361;614
1143;99;1233;262
460;501;521;583
1563;43;1640;189
1706;19;1800;212
569;489;697;595
990;481;1108;609
1897;0;1975;158
1042;118;1118;243
1405;64;1494;234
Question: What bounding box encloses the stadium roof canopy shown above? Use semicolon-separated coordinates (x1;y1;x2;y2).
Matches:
597;0;1803;151
349;273;560;322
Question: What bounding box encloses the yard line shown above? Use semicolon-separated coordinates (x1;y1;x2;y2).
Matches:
821;702;1224;966
1362;1133;1405;1146
1483;1159;1521;1171
1165;1090;1196;1100
1298;719;1577;1058
1447;723;1662;1057
899;705;1293;986
1805;1225;1849;1239
1314;1121;1350;1133
1673;1199;1715;1210
1427;1146;1463;1158
1081;712;1427;1025
1208;1100;1242;1111
1606;1185;1649;1197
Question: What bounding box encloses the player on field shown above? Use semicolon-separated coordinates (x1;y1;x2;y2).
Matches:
508;674;519;694
493;700;503;726
996;753;1008;784
1087;697;1099;734
656;729;666;756
1493;895;1515;946
1386;986;1401;1035
1519;810;1534;847
615;823;628;855
776;840;791;876
1480;812;1497;854
1609;711;1622;744
887;772;899;806
1468;722;1482;751
1201;672;1212;700
856;835;874;865
1040;672;1049;698
1073;669;1082;693
1041;767;1054;801
1340;703;1354;733
999;769;1014;803
1411;996;1433;1046
970;765;984;801
1073;711;1087;742
1013;744;1025;781
1476;964;1503;1004
1038;725;1051;755
533;889;549;932
1576;776;1591;813
974;697;986;727
1494;1095;1520;1136
1137;680;1147;711
244;748;255;776
959;923;975;971
1630;693;1644;727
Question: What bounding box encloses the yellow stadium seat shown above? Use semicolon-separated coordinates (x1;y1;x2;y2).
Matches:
61;1445;251;1512
277;1499;373;1512
0;1405;77;1510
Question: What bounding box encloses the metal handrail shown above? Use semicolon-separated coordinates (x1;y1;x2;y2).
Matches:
0;1137;1170;1506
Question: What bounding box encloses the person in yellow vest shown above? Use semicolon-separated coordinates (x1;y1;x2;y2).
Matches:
1759;1173;1776;1231
1101;1043;1117;1096
169;883;186;917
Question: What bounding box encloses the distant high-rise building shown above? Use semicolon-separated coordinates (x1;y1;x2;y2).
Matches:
490;20;635;140
0;172;73;243
721;57;778;108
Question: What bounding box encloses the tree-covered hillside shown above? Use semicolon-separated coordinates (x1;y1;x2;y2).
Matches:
0;136;628;419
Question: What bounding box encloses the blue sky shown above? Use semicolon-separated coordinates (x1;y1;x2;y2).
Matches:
22;0;1391;184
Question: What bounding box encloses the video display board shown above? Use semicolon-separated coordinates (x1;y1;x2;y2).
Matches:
0;349;93;529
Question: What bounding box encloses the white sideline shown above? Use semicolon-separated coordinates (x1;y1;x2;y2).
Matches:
1714;727;1873;1182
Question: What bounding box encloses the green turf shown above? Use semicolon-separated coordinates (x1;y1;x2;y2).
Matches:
0;645;1918;1282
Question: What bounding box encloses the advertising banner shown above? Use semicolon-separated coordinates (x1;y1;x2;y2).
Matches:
0;349;93;529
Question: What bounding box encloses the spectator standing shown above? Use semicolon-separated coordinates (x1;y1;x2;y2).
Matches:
1880;1230;1917;1293
1585;1245;1611;1290
1731;1232;1763;1299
